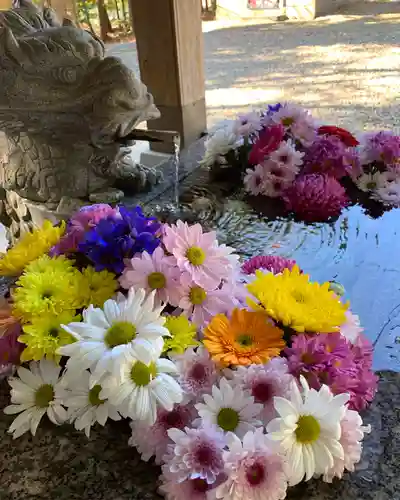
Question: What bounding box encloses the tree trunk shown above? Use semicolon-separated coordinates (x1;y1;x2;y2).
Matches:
114;0;121;20
97;0;112;40
82;1;95;34
121;0;127;21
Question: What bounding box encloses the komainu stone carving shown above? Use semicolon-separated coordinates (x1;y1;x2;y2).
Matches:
0;0;161;214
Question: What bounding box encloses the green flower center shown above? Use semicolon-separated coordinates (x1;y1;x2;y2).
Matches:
35;384;54;408
236;334;253;347
282;117;294;127
189;286;207;305
41;290;53;300
88;385;106;406
186;246;206;266
130;361;157;386
48;328;60;338
104;321;136;348
295;415;321;444
366;181;377;190
147;271;166;290
217;407;239;432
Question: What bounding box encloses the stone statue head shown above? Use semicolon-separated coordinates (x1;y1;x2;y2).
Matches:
0;0;161;204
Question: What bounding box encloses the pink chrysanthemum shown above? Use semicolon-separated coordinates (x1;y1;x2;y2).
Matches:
242;255;297;275
244;165;268;196
129;403;196;464
340;310;364;344
163;221;237;289
51;204;118;255
302;134;355;179
283;174;349;222
359;131;400;169
160;468;224;500
0;322;24;379
248;125;285;166
216;429;288;500
323;408;371;482
230;359;295;424
164;426;226;484
173;347;219;401
285;332;377;411
177;273;236;328
119;247;181;306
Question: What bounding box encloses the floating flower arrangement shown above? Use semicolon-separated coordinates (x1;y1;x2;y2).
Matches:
0;204;377;500
201;102;400;221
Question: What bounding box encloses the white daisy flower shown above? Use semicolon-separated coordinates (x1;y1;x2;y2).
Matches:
60;370;121;437
355;171;391;192
201;126;243;168
100;336;183;425
4;359;67;438
372;180;400;206
58;287;169;387
233;111;263;137
266;376;350;486
195;377;262;438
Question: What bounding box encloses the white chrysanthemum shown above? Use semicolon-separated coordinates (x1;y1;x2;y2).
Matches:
266;376;350;486
4;360;67;438
60;370;121;437
201;126;243;168
100;337;183;425
58;288;168;387
355;171;391;192
372;180;400;206
195;377;262;438
216;428;288;500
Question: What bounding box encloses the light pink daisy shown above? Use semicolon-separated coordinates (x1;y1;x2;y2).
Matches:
163;221;237;289
261;159;298;184
173;347;219;402
233;111;263;137
129;402;196;464
269;139;304;172
323;408;371;482
119;247;181;306
231;359;295;425
216;429;288;500
160;468;223;500
270;103;316;146
261;174;289;198
164;425;226;484
244;165;267;196
177;273;236;328
340;310;364;344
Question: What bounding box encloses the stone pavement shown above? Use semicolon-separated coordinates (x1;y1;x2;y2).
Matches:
107;0;400;132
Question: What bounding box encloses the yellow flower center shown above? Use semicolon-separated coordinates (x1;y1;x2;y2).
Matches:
236;334;253;347
281;117;294;127
104;321;136;348
189;286;207;305
295;415;321;444
217;407;239;432
147;271;166;290
35;384;54;408
186;246;206;266
130;361;157;386
88;385;106;406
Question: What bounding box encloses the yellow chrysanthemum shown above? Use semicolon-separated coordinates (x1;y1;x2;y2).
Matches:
13;264;82;323
0;220;66;277
247;265;348;333
80;266;118;308
25;254;75;275
19;311;80;362
163;315;199;354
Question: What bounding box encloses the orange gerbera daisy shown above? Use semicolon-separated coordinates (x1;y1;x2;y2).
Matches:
203;308;285;367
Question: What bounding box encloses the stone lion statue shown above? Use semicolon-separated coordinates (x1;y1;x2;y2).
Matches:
0;0;162;209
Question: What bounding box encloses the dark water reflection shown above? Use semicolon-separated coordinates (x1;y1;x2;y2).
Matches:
149;163;400;372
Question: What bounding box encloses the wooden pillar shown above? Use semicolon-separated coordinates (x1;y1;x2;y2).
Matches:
130;0;207;151
0;0;11;10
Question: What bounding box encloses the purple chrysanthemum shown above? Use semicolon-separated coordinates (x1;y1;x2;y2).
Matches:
302;135;354;179
283;174;349;222
241;255;297;275
78;206;161;274
360;131;400;169
164;426;225;485
285;332;377;411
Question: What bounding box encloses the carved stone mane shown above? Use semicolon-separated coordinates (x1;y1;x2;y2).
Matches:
0;0;161;207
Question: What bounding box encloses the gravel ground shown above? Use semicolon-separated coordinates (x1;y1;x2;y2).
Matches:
108;0;400;133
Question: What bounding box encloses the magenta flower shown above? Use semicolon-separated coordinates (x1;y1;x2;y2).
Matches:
164;426;226;484
283;174;349;222
129;403;196;464
248;125;285;166
119;247;181;306
302;134;355;179
163;221;238;290
51;204;118;255
0;322;24;379
242;255;297;275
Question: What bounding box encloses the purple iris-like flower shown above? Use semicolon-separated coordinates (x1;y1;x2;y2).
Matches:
78;205;161;274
